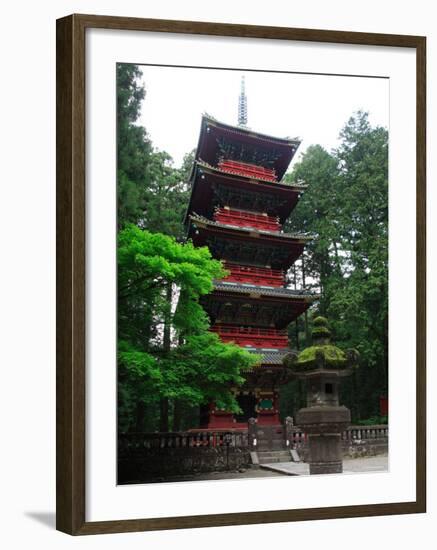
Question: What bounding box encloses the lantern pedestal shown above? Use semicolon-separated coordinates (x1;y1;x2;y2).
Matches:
296;405;350;474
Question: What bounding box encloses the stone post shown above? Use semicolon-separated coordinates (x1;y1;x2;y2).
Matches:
248;417;257;451
296;404;350;474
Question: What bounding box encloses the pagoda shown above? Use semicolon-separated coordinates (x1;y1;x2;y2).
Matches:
185;78;317;431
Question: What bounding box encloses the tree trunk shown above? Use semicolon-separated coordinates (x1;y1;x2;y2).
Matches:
173;400;182;431
293;264;299;349
159;283;173;432
383;310;389;393
159;398;169;432
302;256;310;345
333;241;341;275
135;400;145;432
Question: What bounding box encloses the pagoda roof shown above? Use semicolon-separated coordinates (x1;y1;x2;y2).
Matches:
195;114;300;181
202;285;317;328
197;160;307;188
185;162;306;224
188;214;312;242
213;280;318;301
246;347;291;366
188;214;309;270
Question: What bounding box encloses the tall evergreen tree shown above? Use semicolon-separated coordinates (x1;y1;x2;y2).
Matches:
117;64;195;236
117;64;154;227
283;112;388;421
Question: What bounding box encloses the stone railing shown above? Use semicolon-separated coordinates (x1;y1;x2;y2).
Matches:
284;423;388;459
342;425;388;458
119;425;388;456
118;430;251;483
343;425;388;441
118;430;249;456
284;424;388;444
118;424;388;482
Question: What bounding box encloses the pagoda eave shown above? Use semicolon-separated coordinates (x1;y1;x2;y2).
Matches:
213;281;318;301
196;115;300;181
202;290;313;329
196;161;307;190
243;347;292;365
188;214;311;243
242;362;295;386
184;162;306;224
187;216;310;270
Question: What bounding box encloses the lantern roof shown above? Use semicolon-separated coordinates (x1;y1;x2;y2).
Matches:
283;317;359;374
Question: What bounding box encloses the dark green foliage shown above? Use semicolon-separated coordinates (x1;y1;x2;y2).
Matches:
356;415;388;426
117;64;152;227
279;379;306;420
117;64;194;235
284;112;388;421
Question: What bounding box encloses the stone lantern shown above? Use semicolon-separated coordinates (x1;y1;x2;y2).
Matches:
283;316;359;475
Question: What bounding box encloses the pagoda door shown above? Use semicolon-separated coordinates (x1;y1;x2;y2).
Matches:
235;393;257;422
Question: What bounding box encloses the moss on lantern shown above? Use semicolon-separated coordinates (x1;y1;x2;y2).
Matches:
311;325;332;338
294;316;349;370
296;344;347;369
313;316;328;327
311;316;332;338
282;317;359;373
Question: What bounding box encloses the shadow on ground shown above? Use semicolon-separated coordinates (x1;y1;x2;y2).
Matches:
25;511;56;529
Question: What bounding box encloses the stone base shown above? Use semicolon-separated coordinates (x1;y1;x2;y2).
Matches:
296;405;351;476
307;433;343;474
296;405;351;432
309;460;343;475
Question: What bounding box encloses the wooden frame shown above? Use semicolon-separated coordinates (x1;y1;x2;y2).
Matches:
56;13;426;535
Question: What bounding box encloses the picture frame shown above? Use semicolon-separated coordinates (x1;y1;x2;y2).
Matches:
56;13;426;535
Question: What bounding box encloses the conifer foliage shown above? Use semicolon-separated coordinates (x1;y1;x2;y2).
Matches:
284;112;388;421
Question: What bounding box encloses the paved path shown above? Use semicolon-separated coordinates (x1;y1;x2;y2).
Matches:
260;455;388;476
127;456;388;484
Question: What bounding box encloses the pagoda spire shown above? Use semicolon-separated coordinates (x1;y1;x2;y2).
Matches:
238;75;248;127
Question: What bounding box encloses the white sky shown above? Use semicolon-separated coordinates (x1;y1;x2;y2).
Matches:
138;65;389;171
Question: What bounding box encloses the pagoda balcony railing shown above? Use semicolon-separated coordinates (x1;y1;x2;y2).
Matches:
222;262;285;287
218;158;277;182
211;324;289;348
214;207;280;232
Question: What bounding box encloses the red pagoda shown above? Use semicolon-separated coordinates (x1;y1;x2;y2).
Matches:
185;79;317;432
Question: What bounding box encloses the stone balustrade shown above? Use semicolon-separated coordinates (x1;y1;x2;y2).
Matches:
119;425;387;455
118;425;388;482
119;430;249;456
344;425;388;441
118;430;251;483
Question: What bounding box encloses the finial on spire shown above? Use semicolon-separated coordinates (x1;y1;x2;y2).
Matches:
238;75;248;127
